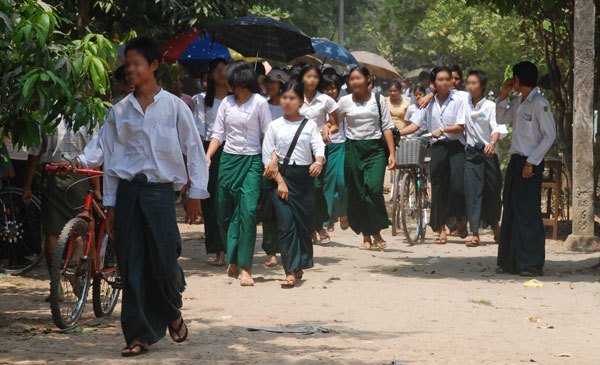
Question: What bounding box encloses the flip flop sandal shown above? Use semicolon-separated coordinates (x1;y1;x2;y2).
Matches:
319;234;331;245
466;241;480;247
168;318;189;343
280;277;296;289
359;242;372;250
294;269;304;280
374;240;387;250
435;237;447;245
122;344;149;357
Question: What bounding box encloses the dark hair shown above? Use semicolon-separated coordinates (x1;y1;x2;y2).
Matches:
298;64;322;84
388;80;402;91
450;65;463;80
282;80;304;100
466;70;488;91
124;36;161;65
288;65;303;81
226;61;260;93
430;66;452;83
114;65;126;83
205;57;228;108
513;61;538;87
322;67;338;77
413;85;427;94
418;71;430;82
348;65;371;79
319;73;343;92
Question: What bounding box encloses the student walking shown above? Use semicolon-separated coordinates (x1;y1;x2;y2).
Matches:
77;37;209;357
193;57;229;266
337;66;395;250
206;61;272;286
297;64;339;244
463;70;507;247
400;66;468;245
496;61;556;276
262;81;326;288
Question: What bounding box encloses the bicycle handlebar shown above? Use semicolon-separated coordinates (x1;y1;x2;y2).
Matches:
44;163;103;176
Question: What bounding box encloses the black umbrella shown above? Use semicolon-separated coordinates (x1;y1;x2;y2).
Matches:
205;16;314;62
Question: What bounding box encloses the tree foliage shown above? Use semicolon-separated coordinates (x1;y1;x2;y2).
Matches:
0;0;115;146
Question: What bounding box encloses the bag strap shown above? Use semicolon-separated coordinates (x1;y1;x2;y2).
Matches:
375;91;383;132
281;118;309;173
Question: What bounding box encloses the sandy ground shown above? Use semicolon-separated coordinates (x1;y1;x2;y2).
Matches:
1;210;599;365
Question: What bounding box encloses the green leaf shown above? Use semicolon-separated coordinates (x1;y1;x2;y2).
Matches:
39;73;49;81
542;19;552;33
22;74;39;98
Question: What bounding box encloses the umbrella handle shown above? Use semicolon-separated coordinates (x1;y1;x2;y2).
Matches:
254;50;259;71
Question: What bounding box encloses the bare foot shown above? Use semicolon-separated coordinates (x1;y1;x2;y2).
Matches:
359;235;373;250
226;264;239;278
240;268;254;286
265;255;278;267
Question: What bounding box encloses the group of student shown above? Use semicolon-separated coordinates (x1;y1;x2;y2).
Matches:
22;34;557;356
395;63;556;279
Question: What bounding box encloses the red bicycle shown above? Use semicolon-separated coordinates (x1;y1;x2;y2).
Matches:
45;163;120;329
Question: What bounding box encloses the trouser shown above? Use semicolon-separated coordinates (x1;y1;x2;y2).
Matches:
217;153;262;269
115;174;184;345
202;141;224;254
429;140;466;231
464;145;502;233
498;155;546;273
345;139;389;235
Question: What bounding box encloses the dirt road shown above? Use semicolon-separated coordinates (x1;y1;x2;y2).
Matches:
1;217;599;364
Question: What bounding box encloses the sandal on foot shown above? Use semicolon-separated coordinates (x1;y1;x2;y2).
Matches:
466;236;480;247
359;242;372;250
373;240;387;250
122;343;148;357
319;232;331;245
168;318;189;343
226;265;239;278
264;255;278;268
207;258;226;267
435;236;447;245
280;274;296;289
294;269;304;280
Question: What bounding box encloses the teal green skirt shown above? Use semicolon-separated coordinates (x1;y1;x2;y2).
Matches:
323;142;347;224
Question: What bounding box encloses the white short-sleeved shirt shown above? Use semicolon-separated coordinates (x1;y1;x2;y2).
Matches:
465;97;508;148
192;92;223;141
337;93;394;140
28;117;94;163
404;104;425;135
496;88;556;166
299;91;338;130
212;93;272;155
78;89;209;206
268;102;284;121
416;90;467;144
262;117;326;167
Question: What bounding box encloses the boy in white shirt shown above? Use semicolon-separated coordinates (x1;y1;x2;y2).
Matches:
496;61;556;276
78;37;209;356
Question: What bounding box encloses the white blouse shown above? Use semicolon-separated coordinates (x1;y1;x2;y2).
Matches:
212;93;272;155
299;91;338;130
262;117;326;167
192;92;223;141
337;93;394;140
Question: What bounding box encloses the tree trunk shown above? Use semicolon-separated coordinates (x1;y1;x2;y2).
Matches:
76;0;91;33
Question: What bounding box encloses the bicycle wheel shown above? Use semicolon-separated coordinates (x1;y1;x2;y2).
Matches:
391;170;402;237
50;218;91;329
0;187;44;275
400;171;422;244
93;232;120;317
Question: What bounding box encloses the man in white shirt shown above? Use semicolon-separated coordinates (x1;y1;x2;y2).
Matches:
78;37;209;356
496;61;556;276
463;70;508;247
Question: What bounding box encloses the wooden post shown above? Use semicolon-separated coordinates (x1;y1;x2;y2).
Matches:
565;0;600;251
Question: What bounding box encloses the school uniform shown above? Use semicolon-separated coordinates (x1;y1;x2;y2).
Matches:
193;92;225;255
300;91;338;232
78;89;209;346
29;118;93;236
338;93;393;235
261;101;284;258
496;88;556;274
262;117;325;273
464;97;508;234
323;118;347;226
212;93;272;269
404;104;426;135
414;90;467;231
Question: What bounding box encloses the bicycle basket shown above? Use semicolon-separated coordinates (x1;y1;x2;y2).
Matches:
396;138;428;167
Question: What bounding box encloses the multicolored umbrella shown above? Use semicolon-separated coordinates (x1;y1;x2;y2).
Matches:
161;29;263;74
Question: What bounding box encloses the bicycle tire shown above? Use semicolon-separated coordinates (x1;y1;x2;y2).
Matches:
92;233;120;317
0;187;44;275
391;170;401;237
50;217;91;329
400;171;422;245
